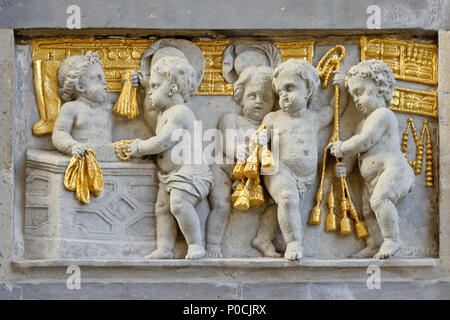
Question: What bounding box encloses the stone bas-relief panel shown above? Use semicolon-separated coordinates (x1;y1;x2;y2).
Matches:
20;35;439;264
24;149;157;259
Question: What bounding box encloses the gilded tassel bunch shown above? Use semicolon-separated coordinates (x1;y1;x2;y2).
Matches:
308;45;368;240
234;178;251;211
261;145;275;171
249;176;265;207
231;124;275;211
243;145;260;179
113;70;139;120
64;149;104;204
401;118;434;187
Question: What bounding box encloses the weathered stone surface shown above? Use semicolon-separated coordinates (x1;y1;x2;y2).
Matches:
17;282;238;300
0;0;448;30
439;31;450;94
0;29;14;282
438;94;450;272
1;280;450;299
242;281;450;300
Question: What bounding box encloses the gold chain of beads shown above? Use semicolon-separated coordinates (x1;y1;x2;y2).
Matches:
114;140;132;161
401;118;434;187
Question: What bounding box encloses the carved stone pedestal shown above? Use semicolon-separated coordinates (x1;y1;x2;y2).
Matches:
24;149;157;260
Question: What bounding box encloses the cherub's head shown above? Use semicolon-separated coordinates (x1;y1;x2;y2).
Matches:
345;59;395;115
57;51;107;104
148;56;197;110
272;59;320;115
233;66;276;122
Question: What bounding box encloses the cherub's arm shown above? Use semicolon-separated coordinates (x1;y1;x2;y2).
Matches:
341;109;389;156
132;107;189;156
52;103;85;156
218;113;238;162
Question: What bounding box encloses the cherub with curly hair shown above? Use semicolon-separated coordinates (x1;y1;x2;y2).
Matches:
127;55;213;260
329;59;415;260
52;51;112;157
205;66;279;258
257;59;342;260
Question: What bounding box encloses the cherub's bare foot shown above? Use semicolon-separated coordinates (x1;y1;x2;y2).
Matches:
185;244;206;260
206;244;222;258
252;238;281;258
284;241;302;261
351;246;379;259
144;248;173;260
373;238;401;260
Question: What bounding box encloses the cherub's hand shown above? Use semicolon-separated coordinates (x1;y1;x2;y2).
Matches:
332;69;345;87
71;143;89;158
131;71;145;87
335;162;348;178
126;138;144;157
328;141;344;158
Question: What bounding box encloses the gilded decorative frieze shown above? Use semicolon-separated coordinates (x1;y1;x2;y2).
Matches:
390;87;438;118
360;36;437;85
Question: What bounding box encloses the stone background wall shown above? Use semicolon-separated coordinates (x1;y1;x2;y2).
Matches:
0;0;449;299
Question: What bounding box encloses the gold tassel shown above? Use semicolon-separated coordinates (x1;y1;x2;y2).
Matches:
349;201;368;240
325;184;338;232
234;178;251;211
249;176;265;207
113;70;140;120
340;197;351;236
233;162;245;181
261;145;275;170
244;144;260;179
231;179;246;204
309;188;323;225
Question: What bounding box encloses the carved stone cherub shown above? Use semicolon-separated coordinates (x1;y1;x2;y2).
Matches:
329;59;415;260
127;54;213;260
52;51;112;157
257;59;344;260
205;65;279;258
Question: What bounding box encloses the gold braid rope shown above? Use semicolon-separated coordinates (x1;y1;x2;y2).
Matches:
401;118;434;188
114;140;132;161
309;45;368;240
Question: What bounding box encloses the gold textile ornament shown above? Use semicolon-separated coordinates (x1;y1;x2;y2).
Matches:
401;118;434;188
309;45;368;240
114;70;139;119
64;149;104;204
